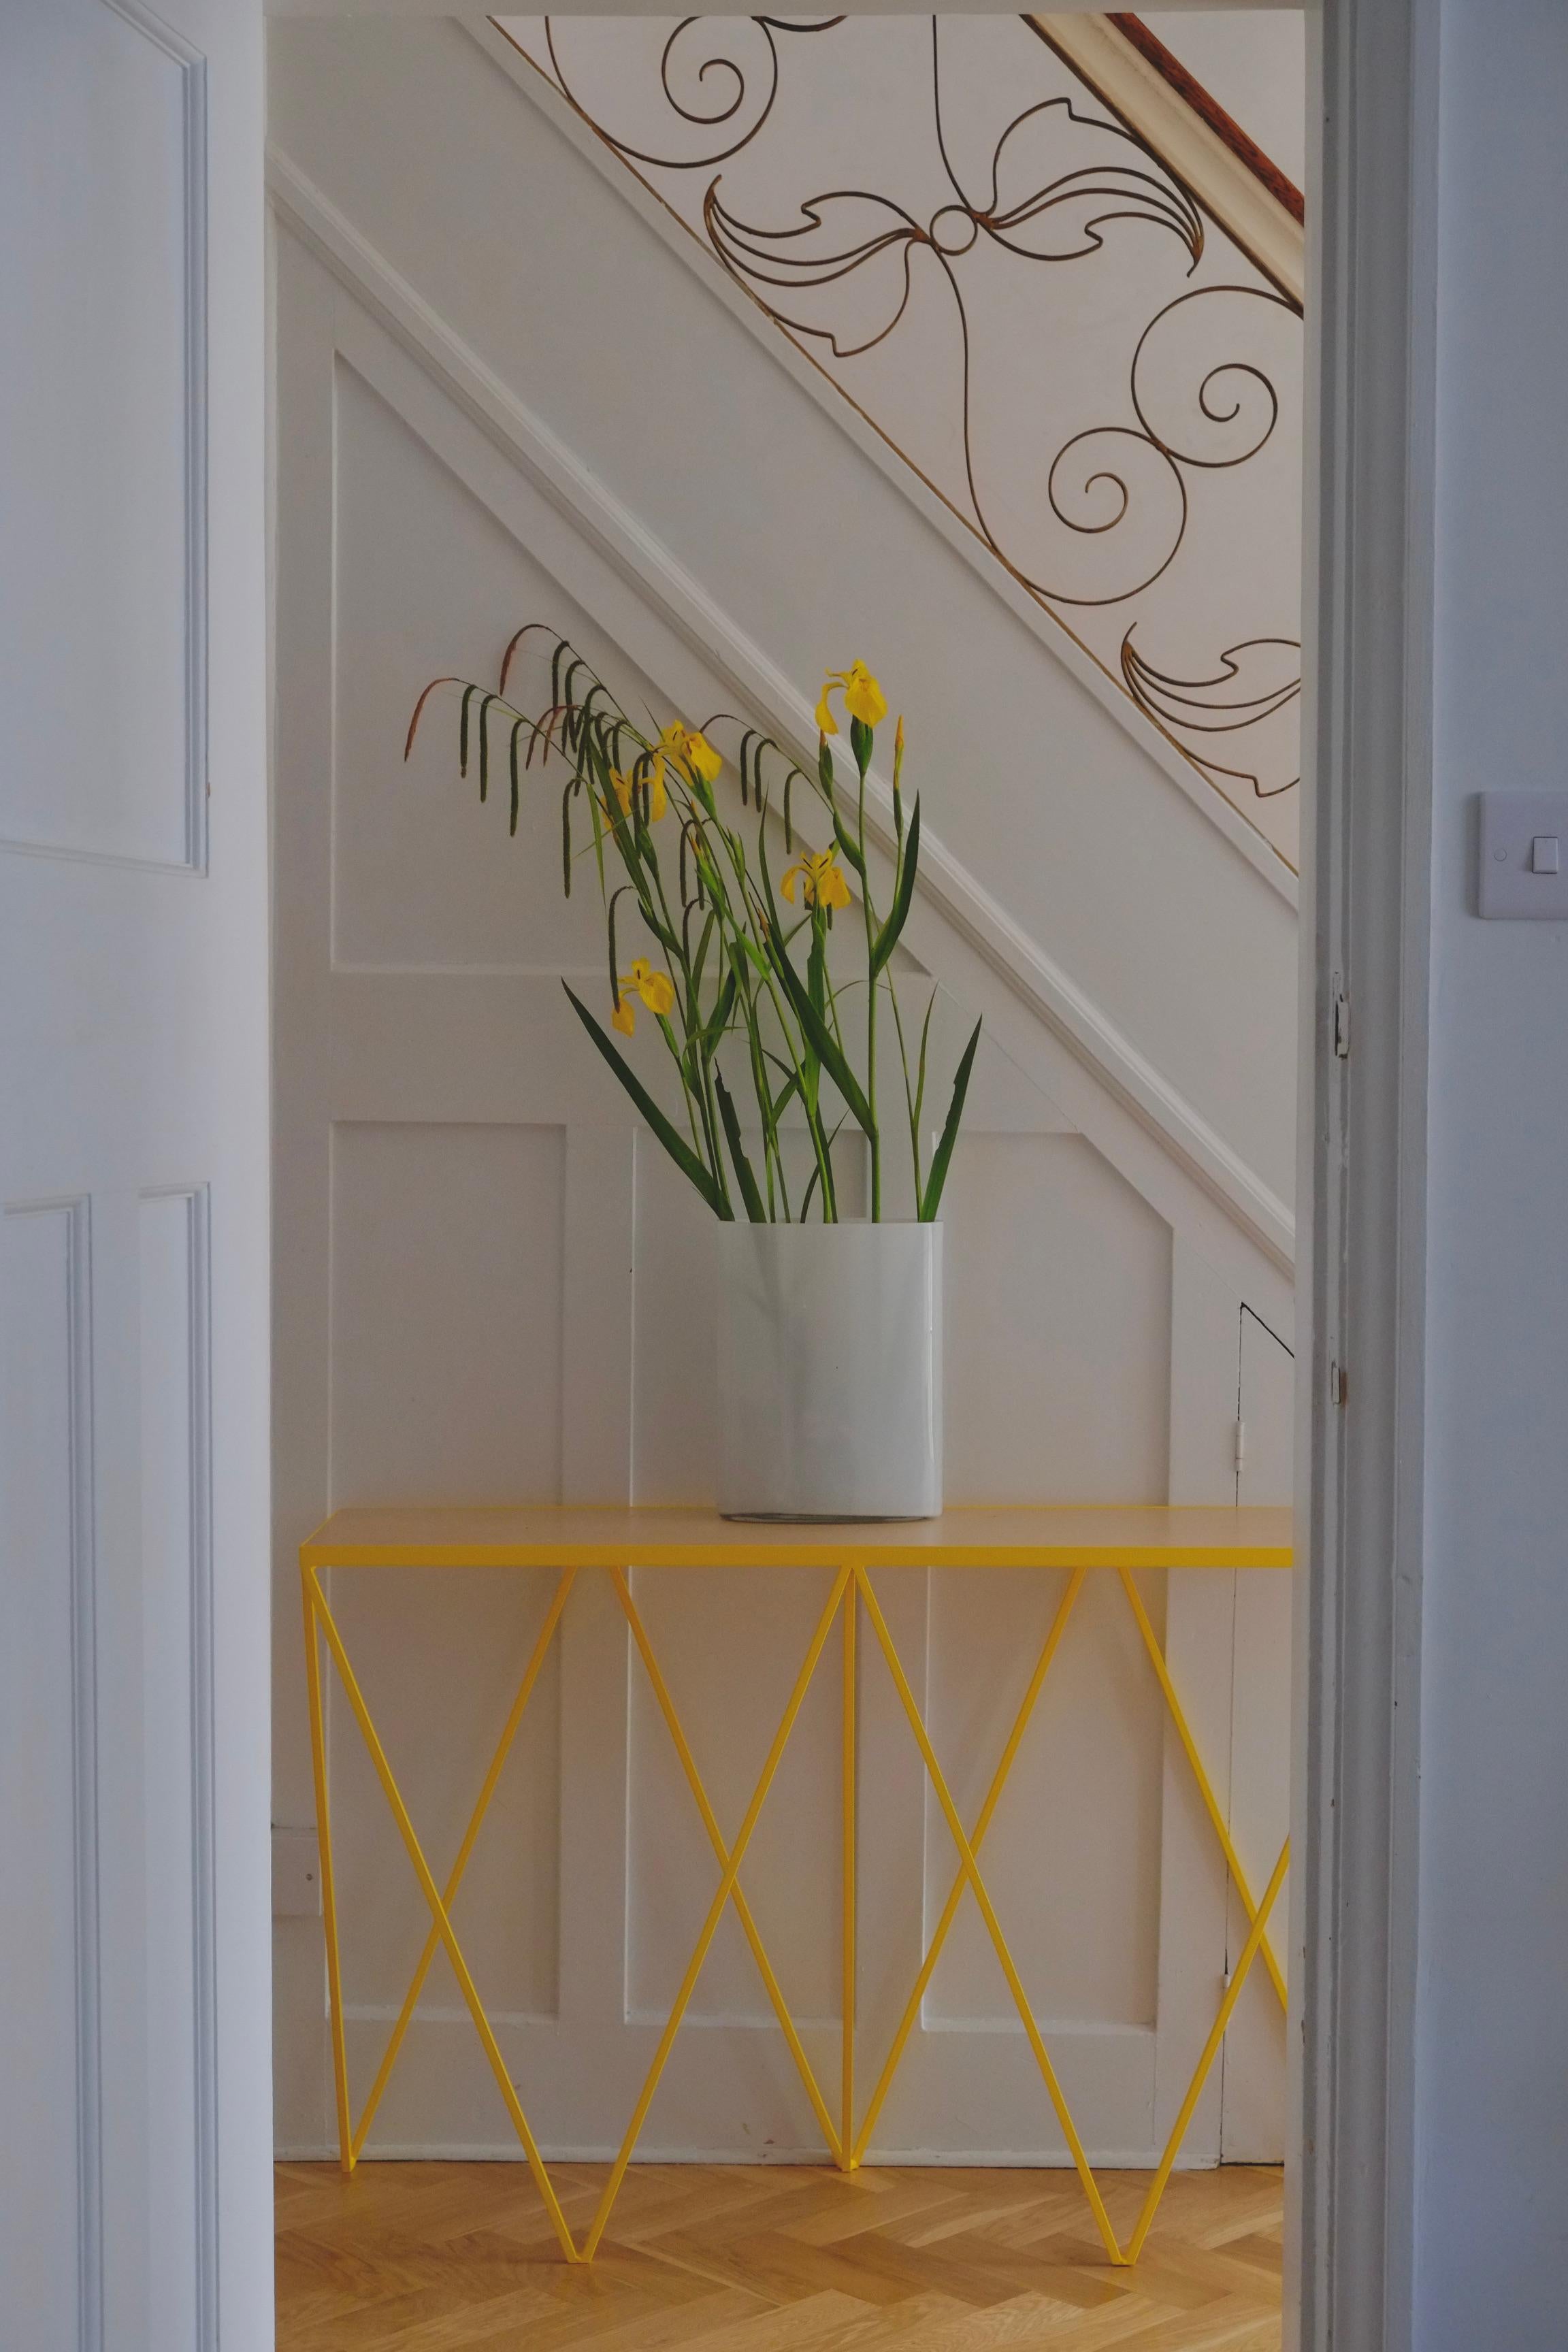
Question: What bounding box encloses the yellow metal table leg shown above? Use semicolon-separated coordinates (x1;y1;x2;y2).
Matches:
350;1565;578;2161
312;1588;581;2264
841;1571;857;2172
855;1566;1128;2268
580;1567;851;2261
301;1563;353;2174
610;1565;843;2166
852;1565;1086;2167
1124;1835;1290;2263
1119;1565;1287;2010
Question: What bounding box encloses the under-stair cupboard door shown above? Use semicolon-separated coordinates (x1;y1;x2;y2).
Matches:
1220;1307;1294;2159
0;3;270;2348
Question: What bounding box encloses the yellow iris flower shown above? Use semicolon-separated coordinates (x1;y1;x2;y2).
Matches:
658;722;723;784
781;847;853;911
608;724;721;828
815;660;887;737
610;764;667;825
612;958;676;1036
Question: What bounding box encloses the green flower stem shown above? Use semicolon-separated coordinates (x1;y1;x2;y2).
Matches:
857;757;882;1220
888;977;924;1207
412;644;978;1226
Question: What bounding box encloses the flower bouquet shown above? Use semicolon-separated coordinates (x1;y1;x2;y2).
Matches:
407;628;979;1516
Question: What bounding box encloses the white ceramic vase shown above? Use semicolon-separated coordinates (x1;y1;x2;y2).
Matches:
717;1222;943;1520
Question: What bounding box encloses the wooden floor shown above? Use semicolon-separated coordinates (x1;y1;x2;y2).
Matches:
276;2159;1283;2351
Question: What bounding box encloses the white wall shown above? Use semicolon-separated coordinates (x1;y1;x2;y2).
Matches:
267;16;1299;1225
1415;2;1568;2340
267;13;1297;2170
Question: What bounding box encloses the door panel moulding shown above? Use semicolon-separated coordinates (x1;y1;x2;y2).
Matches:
460;18;1301;907
1;1196;102;2352
267;152;1296;1279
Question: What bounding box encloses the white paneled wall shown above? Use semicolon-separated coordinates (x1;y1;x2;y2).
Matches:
1;1204;92;2345
270;30;1297;2168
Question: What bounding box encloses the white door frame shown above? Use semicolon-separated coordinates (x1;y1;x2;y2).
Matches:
257;1;1438;2344
1292;1;1437;2347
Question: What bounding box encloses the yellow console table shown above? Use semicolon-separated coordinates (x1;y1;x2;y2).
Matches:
300;1504;1293;2268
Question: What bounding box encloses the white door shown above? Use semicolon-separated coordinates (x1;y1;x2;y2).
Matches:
0;3;270;2347
1220;1305;1294;2159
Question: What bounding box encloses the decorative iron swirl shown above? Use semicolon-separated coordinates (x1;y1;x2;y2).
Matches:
1121;632;1301;799
545;16;842;172
525;14;1303;825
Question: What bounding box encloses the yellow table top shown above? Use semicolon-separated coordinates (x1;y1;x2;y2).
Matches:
301;1503;1293;1571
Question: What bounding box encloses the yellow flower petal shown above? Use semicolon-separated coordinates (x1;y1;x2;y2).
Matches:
621;959;676;1018
782;849;851;911
685;730;722;784
611;994;636;1036
814;685;838;737
610;761;666;823
842;661;887;728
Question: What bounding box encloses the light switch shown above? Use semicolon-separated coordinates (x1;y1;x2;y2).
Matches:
1479;794;1568;917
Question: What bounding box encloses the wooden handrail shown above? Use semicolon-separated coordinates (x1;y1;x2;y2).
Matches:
1026;13;1304;311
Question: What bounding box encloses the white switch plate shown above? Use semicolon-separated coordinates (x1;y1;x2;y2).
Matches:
272;1825;322;1918
1479;792;1568;917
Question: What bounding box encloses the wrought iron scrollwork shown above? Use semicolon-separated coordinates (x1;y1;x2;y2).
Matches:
514;14;1304;851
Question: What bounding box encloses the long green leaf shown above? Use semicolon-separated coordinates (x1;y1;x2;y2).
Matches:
704;968;738;1052
478;694;494;802
800;1115;847;1222
833;813;867;877
768;938;877;1140
870;799;921;977
715;1072;767;1222
914;985;936;1131
688;907;717;998
920;1016;982;1222
563;985;730;1219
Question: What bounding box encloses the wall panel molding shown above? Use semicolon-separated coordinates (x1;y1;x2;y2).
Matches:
1;0;208;873
138;1184;218;2351
1;1197;103;2351
267;159;1294;1271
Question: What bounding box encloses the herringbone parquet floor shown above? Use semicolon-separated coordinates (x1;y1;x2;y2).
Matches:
275;2159;1283;2351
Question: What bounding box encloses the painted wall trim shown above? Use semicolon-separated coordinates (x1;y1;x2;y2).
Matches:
3;1197;103;2352
1292;0;1438;2346
465;17;1300;906
267;149;1295;1271
171;1184;220;2352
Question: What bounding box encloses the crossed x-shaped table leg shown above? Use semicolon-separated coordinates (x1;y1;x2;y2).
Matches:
301;1554;1287;2267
